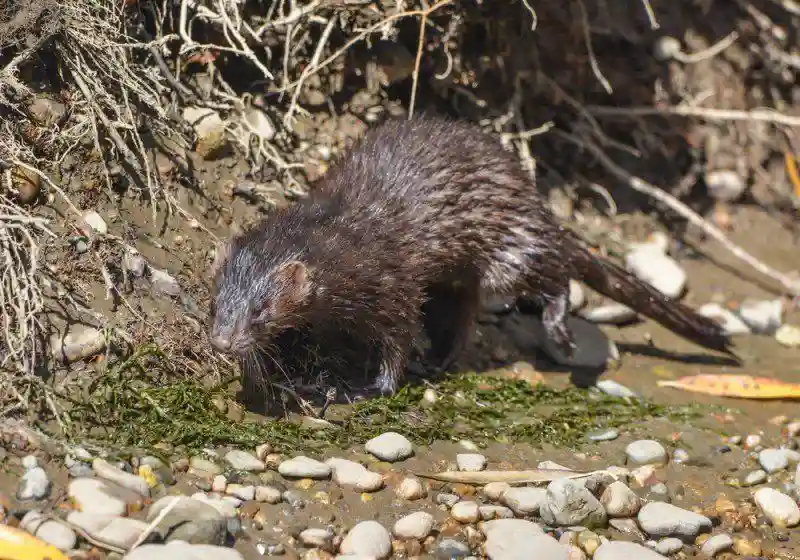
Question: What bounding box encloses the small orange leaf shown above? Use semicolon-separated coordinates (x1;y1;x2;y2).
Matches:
786;152;800;198
658;374;800;400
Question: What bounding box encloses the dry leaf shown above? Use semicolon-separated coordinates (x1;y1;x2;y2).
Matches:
414;468;602;485
657;374;800;400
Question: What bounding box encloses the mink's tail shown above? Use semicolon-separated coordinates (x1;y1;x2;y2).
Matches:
565;236;736;358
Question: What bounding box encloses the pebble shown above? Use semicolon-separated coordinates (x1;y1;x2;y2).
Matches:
609;518;647;541
69;462;94;478
189;457;223;476
242;107;276;142
744;434;762;450
82;210;108;234
654;537;683;555
479;505;515;520
255;485;282;504
625;440;667;465
365;432;414;462
587;428;620;442
189;492;239;519
600;481;641;517
625;245;686;299
483;481;511;501
500;487;546;516
226;484;255;501
705;169;746;202
759;448;789;473
183;106;228;160
776;324;800;347
540;479;607;529
67;511;149;550
436;538;472;558
224;450;266;472
595;540;668;559
700;533;733;557
148;267;181;297
595;380;638;399
481;519;545;558
139;456;175;485
50;325;106;363
93;458;150;497
698;303;751;335
393;511;435;540
451;500;480;523
212;474;227;493
437;492;461;508
753;487;800;527
795;463;800;487
20;510;77;551
68;478;134;516
326;458;384;492
122;541;245;560
299;527;334;548
339;520;392;559
147;496;228;545
737;299;783;334
672;449;690;464
17;466;51;501
396;477;426;500
637;502;712;539
22;455;39;469
581;303;638;325
278;456;332;479
255;443;272;461
456;453;487;472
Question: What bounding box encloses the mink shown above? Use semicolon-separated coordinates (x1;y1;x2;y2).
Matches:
208;115;733;395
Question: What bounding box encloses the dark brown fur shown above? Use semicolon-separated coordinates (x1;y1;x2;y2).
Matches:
209;115;733;395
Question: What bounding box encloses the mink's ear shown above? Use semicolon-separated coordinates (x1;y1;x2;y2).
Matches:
209;238;233;280
276;260;313;303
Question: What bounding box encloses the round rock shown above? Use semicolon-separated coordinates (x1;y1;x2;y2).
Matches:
339;520;392;559
637;502;712;539
540;479;607;529
600;481;641;518
146;496;228;545
365;432;414;462
759;449;789;473
224;450;266;472
451;500;480;523
500;487;546;516
625;440;667;466
393;511;435;540
122;541;244;560
326;458;384;492
700;533;733;557
17;467;51;501
277;456;331;479
396;477;426;500
481;519;545;559
456;453;487;472
654;537;683;555
20;510;77;551
587;428;619;442
754;487;800;528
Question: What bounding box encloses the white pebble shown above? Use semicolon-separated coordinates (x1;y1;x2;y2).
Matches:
67;511;149;550
776;324;800;348
736;299;783;334
637;502;712;539
456;453;487;472
483;482;511;502
396;477;426;500
626;440;668;465
595;540;668;559
581;303;638;325
795;464;800;487
705;169;746;202
698;303;752;335
481;520;554;560
625;245;686;299
600;481;641;517
500;487;546;516
365;432;414;462
17;467;51;501
50;325;106;363
569;280;586;311
82;210;108;234
596;380;638;399
224;449;266;472
123;541;244;560
700;533;733;557
278;456;331;479
326;458;384;492
339;520;392;559
393;511;434;540
255;485;282;504
93;459;150;498
754;487;800;527
255;443;272;461
226;484;255;501
20;510;77;551
68;478;131;516
744;470;767;486
744;434;762;449
479;505;515;520
211;475;227;493
759;448;789;473
654;537;683;555
451;500;480;523
299;527;334;548
22;455;39;470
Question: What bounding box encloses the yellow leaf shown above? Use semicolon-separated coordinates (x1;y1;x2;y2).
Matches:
657;374;800;399
0;525;69;560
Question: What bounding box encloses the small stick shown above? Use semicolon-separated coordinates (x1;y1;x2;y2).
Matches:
586;104;800;128
556;131;800;296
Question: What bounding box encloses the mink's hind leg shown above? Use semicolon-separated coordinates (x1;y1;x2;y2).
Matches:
422;276;481;371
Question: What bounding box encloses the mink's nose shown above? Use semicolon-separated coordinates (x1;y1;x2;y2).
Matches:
211;335;232;352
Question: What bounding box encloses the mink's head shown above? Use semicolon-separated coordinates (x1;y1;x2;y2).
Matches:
208;235;317;356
